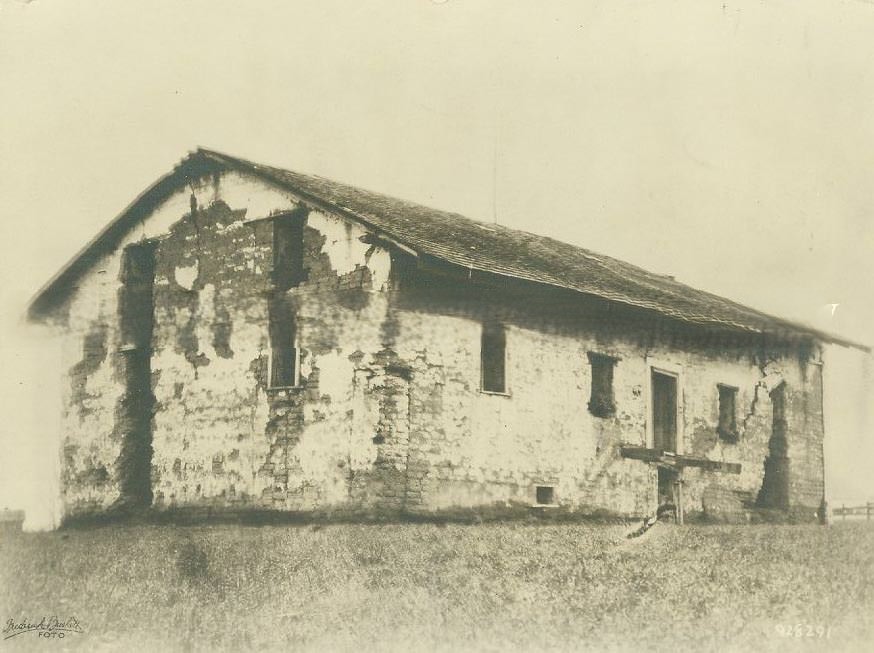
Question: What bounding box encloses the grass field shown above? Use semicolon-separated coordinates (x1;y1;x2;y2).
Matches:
2;521;873;652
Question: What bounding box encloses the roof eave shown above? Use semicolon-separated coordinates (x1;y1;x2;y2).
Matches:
25;147;871;354
199;149;869;353
25;150;221;321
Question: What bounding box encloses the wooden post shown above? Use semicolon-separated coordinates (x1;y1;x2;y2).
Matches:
674;477;684;525
843;504;846;521
868;502;872;522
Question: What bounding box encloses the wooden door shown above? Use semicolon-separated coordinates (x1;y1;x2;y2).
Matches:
651;370;678;452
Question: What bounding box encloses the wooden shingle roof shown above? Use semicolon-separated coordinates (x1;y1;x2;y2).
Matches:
27;147;867;351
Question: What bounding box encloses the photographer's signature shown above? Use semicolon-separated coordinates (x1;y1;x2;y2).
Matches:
2;616;84;640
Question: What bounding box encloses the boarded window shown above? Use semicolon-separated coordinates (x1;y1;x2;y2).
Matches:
481;323;506;393
272;214;305;291
717;384;739;443
587;352;616;417
268;298;299;388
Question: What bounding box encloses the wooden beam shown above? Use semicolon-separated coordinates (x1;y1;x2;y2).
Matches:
620;446;741;474
358;232;419;258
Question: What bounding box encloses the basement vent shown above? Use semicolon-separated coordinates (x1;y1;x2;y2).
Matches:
535;485;555;506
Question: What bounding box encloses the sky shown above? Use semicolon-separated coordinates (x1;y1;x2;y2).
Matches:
1;0;872;528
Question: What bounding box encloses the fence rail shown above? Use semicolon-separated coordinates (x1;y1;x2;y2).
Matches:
832;502;874;520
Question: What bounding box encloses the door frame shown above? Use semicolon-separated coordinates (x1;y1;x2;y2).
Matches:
645;357;685;455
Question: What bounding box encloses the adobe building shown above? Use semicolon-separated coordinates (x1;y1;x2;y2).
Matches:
26;148;867;524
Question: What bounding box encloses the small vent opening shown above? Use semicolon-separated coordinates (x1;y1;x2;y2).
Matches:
535;486;555;506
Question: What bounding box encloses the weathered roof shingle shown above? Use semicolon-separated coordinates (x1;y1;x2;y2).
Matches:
27;147;866;350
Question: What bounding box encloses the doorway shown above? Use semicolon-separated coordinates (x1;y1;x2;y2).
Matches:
652;370;678;452
651;369;679;508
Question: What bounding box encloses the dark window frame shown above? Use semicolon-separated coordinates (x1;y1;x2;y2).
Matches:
587;352;617;418
268;342;300;390
267;297;301;390
480;322;508;395
717;383;739;443
271;212;306;291
266;210;306;390
119;242;157;352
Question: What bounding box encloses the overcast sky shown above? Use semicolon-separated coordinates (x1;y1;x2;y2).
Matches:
1;0;871;527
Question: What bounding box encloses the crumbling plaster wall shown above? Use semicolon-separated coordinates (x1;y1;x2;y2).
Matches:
673;348;823;517
54;170;395;518
393;309;650;516
52;169;824;521
147;174;397;512
390;274;824;518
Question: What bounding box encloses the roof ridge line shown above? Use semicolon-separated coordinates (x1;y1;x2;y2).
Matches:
24;147;870;352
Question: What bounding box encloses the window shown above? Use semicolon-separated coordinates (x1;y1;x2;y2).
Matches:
272;213;305;291
480;323;507;393
119;243;156;350
269;343;299;389
267;212;305;388
268;298;300;389
535;485;555;506
587;352;616;417
717;384;739;443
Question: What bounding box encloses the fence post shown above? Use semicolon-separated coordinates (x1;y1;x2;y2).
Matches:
868;502;872;522
843;504;846;521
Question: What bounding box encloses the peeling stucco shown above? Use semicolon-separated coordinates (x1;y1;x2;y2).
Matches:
48;169;826;523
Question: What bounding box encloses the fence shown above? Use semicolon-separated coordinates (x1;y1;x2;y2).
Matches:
832;502;874;521
0;509;25;533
